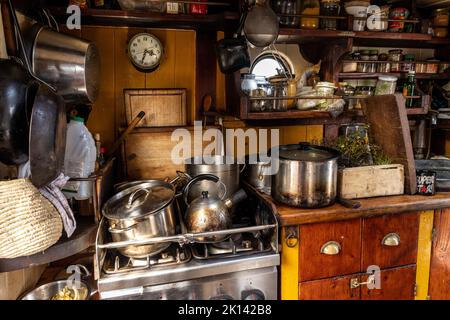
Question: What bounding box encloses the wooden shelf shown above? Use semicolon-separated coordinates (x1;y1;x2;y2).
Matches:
277;28;450;47
48;7;239;29
338;72;450;80
0;217;97;273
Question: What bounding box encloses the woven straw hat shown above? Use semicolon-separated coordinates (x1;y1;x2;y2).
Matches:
0;179;62;259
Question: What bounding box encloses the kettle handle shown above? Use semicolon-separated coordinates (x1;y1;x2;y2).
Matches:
183;174;226;206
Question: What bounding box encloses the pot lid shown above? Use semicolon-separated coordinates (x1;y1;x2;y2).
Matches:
278;143;340;162
103;181;174;220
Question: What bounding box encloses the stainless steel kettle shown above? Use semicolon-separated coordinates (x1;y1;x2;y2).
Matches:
183;174;247;242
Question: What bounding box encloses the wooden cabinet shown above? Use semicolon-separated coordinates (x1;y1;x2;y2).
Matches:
429;209;450;300
298;219;361;281
293;213;420;300
362;212;419;270
360;265;416;300
299;274;361;300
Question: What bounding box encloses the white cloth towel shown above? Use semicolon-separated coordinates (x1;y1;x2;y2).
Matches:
39;173;77;237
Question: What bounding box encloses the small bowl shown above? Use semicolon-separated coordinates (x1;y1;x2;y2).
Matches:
20;280;91;300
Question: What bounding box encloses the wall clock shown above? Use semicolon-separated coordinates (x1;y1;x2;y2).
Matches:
128;33;164;71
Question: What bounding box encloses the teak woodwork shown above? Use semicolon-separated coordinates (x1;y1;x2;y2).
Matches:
299;274;360;300
429;209;450;299
361;213;419;270
298;219;362;282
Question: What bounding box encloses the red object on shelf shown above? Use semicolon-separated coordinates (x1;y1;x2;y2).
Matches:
189;0;208;14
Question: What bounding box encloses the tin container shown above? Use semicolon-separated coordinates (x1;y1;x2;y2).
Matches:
416;170;436;196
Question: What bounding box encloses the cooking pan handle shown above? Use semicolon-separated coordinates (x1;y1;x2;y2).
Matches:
183;174;227;206
298;142;311;150
126;188;151;209
108;223;139;234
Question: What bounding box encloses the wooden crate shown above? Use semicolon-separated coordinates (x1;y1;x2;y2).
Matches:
338;164;405;200
124;89;187;127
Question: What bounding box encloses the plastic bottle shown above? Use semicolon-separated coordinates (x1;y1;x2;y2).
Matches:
62;116;97;200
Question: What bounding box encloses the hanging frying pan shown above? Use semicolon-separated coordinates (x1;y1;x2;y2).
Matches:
29;85;66;188
3;0;66;187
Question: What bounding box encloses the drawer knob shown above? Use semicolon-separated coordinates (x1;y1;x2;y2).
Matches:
320;241;341;255
382;233;400;246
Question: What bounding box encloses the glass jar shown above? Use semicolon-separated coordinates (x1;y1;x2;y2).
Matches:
426;59;439;74
433;27;448;38
367;5;389;31
401;54;415;73
357;50;371;73
377;53;391;73
301;0;320;29
388;7;410;32
432;8;449;27
389;49;403;72
241;73;258;96
320;0;341;30
272;0;301;27
375;75;398;95
415;62;427;73
269;76;289;111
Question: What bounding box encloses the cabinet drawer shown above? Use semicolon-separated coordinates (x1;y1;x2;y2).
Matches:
299;219;362;281
362;213;419;270
299;274;361;300
361;265;416;300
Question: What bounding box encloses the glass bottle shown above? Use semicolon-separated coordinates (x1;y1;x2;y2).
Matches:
403;71;417;108
300;0;320;29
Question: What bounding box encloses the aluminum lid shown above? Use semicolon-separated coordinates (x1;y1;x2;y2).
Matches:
103;181;175;220
278;143;340;162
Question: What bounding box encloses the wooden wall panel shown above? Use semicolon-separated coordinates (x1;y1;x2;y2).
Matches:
429;209;450;299
0;265;45;300
81;26;116;149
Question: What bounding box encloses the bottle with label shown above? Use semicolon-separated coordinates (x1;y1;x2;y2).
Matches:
403;71;417;108
63;116;97;200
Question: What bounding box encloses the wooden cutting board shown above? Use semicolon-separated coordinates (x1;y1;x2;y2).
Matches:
362;94;417;194
124;89;187;127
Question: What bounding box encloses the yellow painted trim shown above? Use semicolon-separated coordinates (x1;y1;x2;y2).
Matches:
281;227;299;300
415;210;434;300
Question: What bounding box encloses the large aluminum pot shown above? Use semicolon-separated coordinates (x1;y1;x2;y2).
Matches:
26;24;100;104
21;280;91;300
242;155;273;195
272;143;340;208
185;156;240;203
103;180;177;258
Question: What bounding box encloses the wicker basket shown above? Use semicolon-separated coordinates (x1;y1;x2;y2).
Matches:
0;179;63;259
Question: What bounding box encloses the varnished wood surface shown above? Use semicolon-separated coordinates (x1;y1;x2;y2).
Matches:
361;265;416;300
362;213;419;270
429;209;450;300
298;219;362;282
299;274;361;300
252;185;450;226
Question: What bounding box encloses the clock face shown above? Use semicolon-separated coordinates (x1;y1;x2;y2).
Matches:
128;33;164;71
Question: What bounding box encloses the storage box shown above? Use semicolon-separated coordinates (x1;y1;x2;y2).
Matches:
338;164;405;200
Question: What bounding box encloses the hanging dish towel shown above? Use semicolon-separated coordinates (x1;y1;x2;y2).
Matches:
39;173;77;237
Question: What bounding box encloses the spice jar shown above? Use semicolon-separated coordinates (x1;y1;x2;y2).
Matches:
272;0;301;27
320;0;341;30
401;54;415;73
389;49;403;72
432;8;449;27
269;76;289;111
415;62;427;73
301;0;320;29
440;62;450;73
426;59;439;74
375;75;398;95
369;49;379;73
434;27;449;38
388;7;410;32
377;53;391;73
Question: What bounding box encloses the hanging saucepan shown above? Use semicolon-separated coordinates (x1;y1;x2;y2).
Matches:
244;0;279;48
2;0;66;187
0;0;43;166
24;10;100;104
216;1;250;74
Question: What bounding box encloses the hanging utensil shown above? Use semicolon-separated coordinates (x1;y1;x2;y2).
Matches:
216;1;251;73
244;0;279;48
